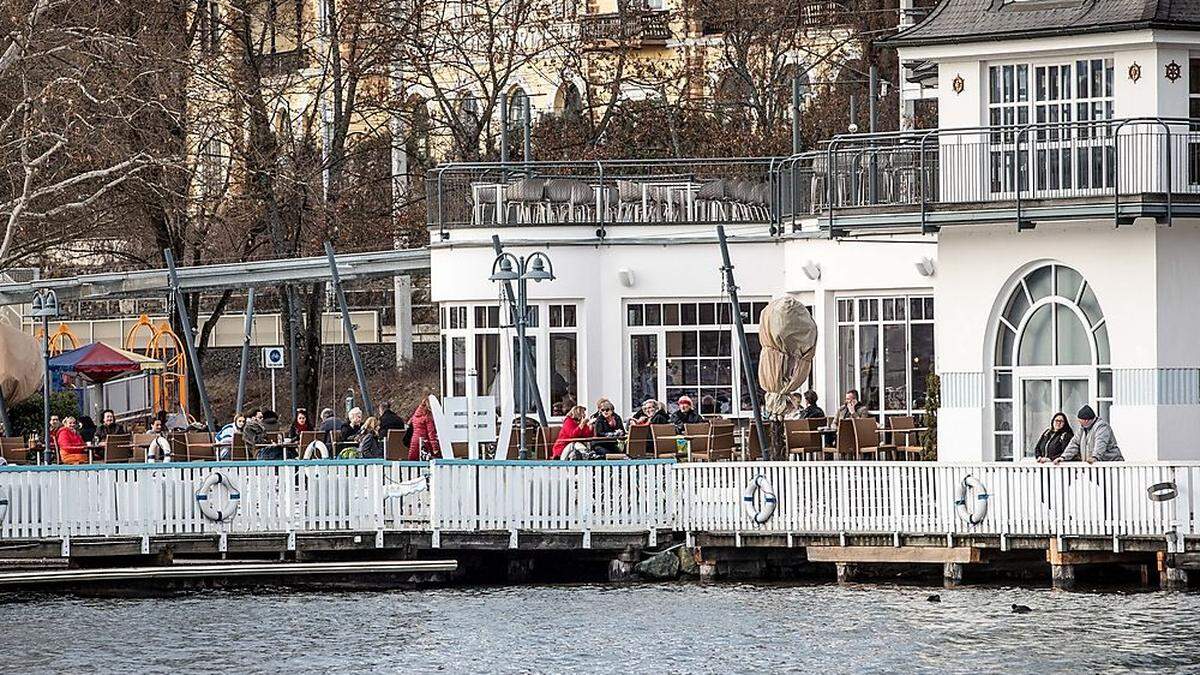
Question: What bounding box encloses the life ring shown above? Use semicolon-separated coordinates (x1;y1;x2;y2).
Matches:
303;440;330;459
955;474;989;525
742;474;777;524
147;436;172;463
195;472;242;523
1148;481;1178;502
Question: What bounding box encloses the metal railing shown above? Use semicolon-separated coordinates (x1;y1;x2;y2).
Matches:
427;117;1200;236
580;9;671;44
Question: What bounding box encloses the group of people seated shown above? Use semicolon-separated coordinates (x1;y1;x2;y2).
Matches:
551;394;714;460
1032;405;1123;463
216;397;443;461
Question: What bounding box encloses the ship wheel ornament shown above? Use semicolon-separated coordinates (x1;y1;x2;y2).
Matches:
1128;62;1142;83
1166;60;1182;83
952;74;965;94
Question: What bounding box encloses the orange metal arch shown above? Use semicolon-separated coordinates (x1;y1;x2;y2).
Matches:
148;321;187;416
34;323;80;356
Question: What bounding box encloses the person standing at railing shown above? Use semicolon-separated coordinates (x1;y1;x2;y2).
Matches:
1055;405;1123;463
1034;413;1074;463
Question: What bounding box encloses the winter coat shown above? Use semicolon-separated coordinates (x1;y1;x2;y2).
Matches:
833;403;869;426
669;408;704;433
631;409;669;426
95;422;127;442
242;418;267;449
56;428;88;464
592;413;625;454
379;410;406;434
357;430;384;459
1034;427;1073;461
1059;418;1123;462
800;404;826;420
552;416;593;459
408;406;441;461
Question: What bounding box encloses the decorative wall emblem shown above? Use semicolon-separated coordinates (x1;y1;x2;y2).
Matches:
1128;62;1142;83
952;74;965;94
1166;60;1182;82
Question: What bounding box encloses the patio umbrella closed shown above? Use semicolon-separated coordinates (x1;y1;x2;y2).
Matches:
756;296;818;417
0;323;45;404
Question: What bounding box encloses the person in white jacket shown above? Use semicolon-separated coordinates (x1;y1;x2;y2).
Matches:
1055;405;1123;463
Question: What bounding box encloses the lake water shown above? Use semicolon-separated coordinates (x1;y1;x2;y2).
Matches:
2;582;1198;673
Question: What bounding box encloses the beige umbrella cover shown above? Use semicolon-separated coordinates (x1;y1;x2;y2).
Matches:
756;296;818;417
0;323;45;404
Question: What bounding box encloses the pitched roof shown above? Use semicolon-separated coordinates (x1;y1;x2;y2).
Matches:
885;0;1200;48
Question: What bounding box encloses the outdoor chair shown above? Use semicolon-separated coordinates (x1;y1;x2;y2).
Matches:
685;423;711;457
383;430;406;461
504;177;548;223
650;424;682;459
536;425;561;460
186;432;217;461
616;179;643;221
826;419;857;460
0;437;31;465
167;432;188;462
625;424;651;459
503;418;541;459
692;423;735;462
853;418;895;460
103;435;134;463
888;416;926;461
785;418;823;460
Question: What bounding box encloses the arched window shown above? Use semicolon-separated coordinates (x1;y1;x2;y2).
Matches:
507;86;529;129
992;263;1112;461
555;81;582;117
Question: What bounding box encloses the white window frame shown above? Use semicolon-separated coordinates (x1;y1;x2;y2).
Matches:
835;294;935;423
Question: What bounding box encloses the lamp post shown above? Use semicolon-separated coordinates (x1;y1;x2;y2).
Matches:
31;289;59;464
490;251;555;460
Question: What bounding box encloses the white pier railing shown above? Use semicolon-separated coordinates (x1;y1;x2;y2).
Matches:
0;460;1196;543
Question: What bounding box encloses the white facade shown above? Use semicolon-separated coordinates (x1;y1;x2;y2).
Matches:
430;224;935;421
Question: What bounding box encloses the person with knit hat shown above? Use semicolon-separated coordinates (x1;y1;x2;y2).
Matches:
1055;404;1123;463
669;395;704;433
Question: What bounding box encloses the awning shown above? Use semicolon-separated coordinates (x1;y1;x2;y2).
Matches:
48;342;164;384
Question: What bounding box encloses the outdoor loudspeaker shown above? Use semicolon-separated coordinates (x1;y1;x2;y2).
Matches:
802;261;821;281
617;268;635;287
915;257;936;277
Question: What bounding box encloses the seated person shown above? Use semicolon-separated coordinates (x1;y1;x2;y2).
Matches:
552;406;593;460
798;391;826;420
55;417;89;465
592;400;625;455
95;409;127;442
669;396;704;433
833;389;869;425
631;399;668;426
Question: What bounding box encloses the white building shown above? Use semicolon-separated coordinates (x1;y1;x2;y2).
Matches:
428;0;1200;463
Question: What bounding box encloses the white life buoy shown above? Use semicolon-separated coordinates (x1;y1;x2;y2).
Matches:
955;474;989;525
147;436;172;463
303;439;330;459
195;472;242;523
742;474;777;524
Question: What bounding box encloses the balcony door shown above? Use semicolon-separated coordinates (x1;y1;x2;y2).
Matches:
1018;374;1090;459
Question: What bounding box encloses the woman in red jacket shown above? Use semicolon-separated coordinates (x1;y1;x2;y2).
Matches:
407;397;441;461
56;417;89;465
552;406;593;460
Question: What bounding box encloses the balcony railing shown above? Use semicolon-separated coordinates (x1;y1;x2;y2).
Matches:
426;117;1200;237
580;9;671;46
253;47;309;74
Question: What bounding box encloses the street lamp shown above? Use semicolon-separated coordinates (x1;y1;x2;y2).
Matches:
490;251;555;460
31;289;59;464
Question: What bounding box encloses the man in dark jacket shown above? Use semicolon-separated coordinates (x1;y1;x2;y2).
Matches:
378;401;406;435
318;407;353;446
798;391;826;420
670;395;704;433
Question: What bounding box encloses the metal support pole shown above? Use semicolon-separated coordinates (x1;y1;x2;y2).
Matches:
163;249;216;434
42;316;51;463
716;226;769;460
500;91;509;164
868;65;879;204
516;274;529;460
849;94;857;129
0;385;10;438
285;285;300;415
791;75;803;155
236;287;256;413
522;96;532;171
324;241;373;414
490;235;548;427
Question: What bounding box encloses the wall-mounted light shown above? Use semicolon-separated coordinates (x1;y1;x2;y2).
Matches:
617;268;635;288
915;257;936;277
802;261;821;281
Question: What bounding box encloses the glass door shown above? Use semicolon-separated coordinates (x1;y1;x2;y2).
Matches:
1017;374;1092;459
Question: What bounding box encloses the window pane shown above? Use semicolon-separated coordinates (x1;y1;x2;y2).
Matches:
681;303;698;325
1018;304;1053;366
550;305;562;328
924;297;934;319
1078;283;1103;327
910;298;923;321
883;324;908;410
644;303;661;326
1055;305;1091;365
1055;265;1083;301
910;323;934;409
549;334;577;416
1026;265;1053;301
452;337;466;396
627;305;643;327
740;333;763;412
699;330;723;357
716;303;731;324
859;325;880;410
994;370;1012;399
666;359;697;386
511;336;536;413
1094;323;1111;364
1003;286;1030;327
701;388;733;415
630;335;658;409
1022;379;1053;458
475;333;500;396
699;359;731;385
666;331;697;357
995;402;1013;431
699;302;715;325
995;434;1014;462
663;303;680;326
996;325;1016;366
838;324;856;398
563;305;577;328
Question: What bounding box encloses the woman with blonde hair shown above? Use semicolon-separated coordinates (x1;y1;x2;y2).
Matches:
552;405;593;460
356;416;384;459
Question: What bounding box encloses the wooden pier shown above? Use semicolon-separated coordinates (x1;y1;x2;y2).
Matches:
1;459;1196;589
